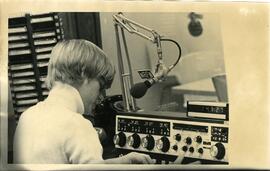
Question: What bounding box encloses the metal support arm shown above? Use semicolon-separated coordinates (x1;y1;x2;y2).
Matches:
113;12;181;112
113;13;163;62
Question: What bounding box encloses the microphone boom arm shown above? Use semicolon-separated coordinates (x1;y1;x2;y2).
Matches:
113;12;181;111
113;13;163;64
113;13;160;43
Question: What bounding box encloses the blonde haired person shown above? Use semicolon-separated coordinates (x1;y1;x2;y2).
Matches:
13;39;154;164
13;39;189;164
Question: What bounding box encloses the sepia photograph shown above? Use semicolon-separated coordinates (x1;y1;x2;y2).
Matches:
0;1;269;170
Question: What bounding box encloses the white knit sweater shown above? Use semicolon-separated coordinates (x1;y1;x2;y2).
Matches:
13;82;103;164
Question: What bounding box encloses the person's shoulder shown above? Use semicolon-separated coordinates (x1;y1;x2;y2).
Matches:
18;102;43;121
68;112;93;127
62;112;97;140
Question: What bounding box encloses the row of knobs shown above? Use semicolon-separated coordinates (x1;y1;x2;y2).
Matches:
114;132;225;160
174;133;202;144
175;134;226;160
114;132;202;153
172;134;204;155
114;132;169;152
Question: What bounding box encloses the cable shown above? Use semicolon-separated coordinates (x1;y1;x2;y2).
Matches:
160;38;182;71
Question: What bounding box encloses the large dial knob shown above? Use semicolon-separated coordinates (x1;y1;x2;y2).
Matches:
142;135;155;151
156;136;170;152
127;133;141;149
113;132;126;147
210;142;226;160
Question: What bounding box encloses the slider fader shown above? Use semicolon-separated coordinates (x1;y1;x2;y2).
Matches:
113;110;229;164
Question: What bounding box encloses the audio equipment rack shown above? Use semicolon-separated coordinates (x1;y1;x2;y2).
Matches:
114;110;229;164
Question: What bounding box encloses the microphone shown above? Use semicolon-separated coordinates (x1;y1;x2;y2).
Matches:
130;63;169;99
130;81;150;99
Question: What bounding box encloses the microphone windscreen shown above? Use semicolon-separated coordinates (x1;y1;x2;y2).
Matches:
130;82;148;98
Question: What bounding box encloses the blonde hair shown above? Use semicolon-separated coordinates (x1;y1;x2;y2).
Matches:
46;39;115;89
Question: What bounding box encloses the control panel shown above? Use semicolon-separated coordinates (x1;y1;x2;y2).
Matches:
114;112;229;164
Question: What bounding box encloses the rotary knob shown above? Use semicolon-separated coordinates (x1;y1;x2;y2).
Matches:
127;133;141;149
172;145;178;151
182;146;188;152
113;132;126;147
195;136;202;144
210;142;226;160
189;147;194;153
198;148;204;154
156;136;170;152
142;135;155;151
174;134;181;142
185;137;192;145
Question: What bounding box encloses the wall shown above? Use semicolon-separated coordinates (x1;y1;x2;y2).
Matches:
100;12;225;110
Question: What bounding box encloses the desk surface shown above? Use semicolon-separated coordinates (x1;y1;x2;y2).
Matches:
171;78;216;96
